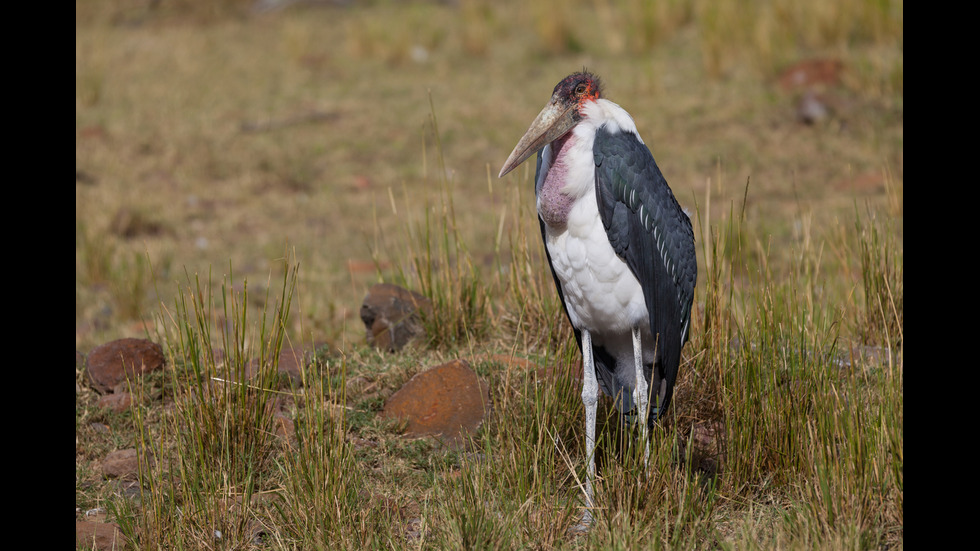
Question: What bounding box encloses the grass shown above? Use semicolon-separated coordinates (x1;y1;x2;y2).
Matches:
385;97;494;350
77;0;902;549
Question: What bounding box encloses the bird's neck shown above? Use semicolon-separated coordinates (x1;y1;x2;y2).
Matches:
538;132;578;228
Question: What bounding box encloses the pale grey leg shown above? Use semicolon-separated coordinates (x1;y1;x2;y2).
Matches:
580;329;598;526
632;327;650;465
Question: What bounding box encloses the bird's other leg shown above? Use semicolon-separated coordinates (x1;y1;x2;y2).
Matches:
580;329;598;526
631;327;650;466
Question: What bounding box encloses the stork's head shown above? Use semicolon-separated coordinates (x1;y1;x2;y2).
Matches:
498;71;603;178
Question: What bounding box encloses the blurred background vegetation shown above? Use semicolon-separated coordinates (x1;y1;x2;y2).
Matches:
76;0;902;352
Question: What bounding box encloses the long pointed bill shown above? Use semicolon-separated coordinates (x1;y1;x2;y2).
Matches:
498;100;578;178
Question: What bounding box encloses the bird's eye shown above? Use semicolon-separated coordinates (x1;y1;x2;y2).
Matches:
575;83;588;95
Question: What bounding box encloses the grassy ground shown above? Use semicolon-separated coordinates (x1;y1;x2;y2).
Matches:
76;1;902;549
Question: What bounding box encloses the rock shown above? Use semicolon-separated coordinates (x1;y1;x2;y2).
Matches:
381;359;490;446
89;422;111;434
777;58;844;125
77;350;86;395
86;338;165;394
109;207;166;239
797;90;830;124
360;283;432;352
76;520;125;550
97;392;133;413
76;169;97;185
271;347;306;383
101;448;147;480
778;58;843;92
688;421;725;475
273;407;294;438
243;346;311;385
107;479;142;501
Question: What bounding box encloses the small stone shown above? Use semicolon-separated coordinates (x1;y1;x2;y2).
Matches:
101;448;148;480
98;392;133;413
273;408;294;438
76;520;126;551
778;58;843;92
797;90;830;124
360;283;432;352
688;422;725;475
87;338;165;394
243;346;311;385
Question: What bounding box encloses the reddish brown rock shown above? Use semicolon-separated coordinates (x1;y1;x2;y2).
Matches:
778;58;843;91
101;448;147;480
76;520;125;550
272;346;307;382
86;338;165;394
97;392;133;413
273;412;294;438
688;421;725;475
360;283;432;352
381;359;489;446
242;345;312;385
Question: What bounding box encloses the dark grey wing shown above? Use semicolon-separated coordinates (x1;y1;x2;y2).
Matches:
593;126;697;419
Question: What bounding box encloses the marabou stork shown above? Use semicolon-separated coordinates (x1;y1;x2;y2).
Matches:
498;71;697;523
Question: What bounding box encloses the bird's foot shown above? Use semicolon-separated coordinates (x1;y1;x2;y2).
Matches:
647;406;659;424
621;406;659;428
568;509;594;535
